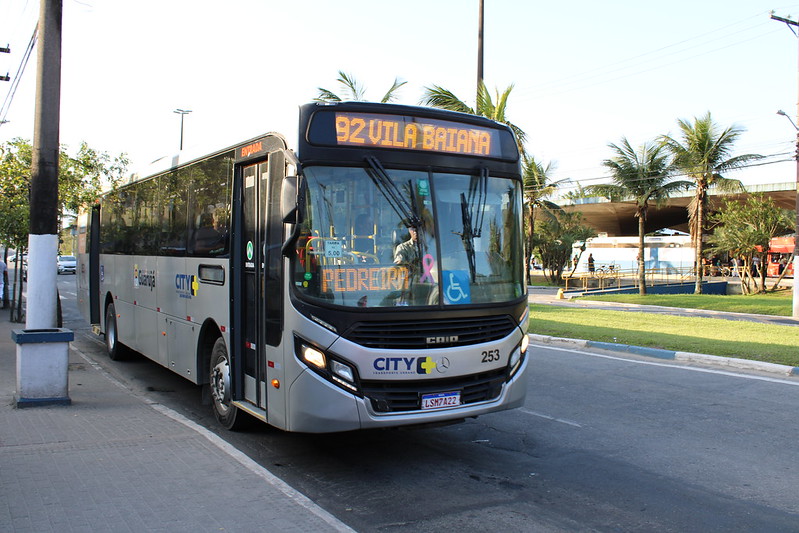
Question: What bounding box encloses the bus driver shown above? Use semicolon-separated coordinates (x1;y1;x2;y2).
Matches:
393;226;419;266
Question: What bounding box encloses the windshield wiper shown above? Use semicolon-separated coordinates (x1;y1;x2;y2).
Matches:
365;156;422;229
459;167;488;282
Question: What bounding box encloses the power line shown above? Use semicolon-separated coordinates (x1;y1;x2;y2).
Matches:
517;14;774;100
552;150;795;194
0;24;37;126
517;25;777;101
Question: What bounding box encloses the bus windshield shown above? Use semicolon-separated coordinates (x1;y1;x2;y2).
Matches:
292;165;524;308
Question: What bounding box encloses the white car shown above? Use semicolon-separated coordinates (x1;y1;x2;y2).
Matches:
57;255;77;274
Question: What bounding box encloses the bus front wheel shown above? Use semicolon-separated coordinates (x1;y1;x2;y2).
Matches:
209;337;248;430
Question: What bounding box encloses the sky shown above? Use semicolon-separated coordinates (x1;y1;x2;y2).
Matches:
2;0;799;199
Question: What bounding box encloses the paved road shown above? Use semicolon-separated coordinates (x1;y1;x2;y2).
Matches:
56;276;799;532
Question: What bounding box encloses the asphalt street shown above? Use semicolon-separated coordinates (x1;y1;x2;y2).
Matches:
39;275;799;531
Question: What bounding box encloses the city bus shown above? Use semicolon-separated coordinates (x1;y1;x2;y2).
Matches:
76;101;529;433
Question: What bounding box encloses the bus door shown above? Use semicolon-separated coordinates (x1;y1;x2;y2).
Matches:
236;162;266;411
88;204;101;324
232;148;285;422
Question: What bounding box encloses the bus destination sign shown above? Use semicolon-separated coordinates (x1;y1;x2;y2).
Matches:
334;112;502;157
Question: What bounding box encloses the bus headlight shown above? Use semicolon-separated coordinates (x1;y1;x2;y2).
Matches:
295;337;360;395
509;335;528;378
330;360;358;393
300;344;326;369
331;359;355;383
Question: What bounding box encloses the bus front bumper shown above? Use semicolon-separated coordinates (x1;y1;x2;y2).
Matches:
286;355;529;433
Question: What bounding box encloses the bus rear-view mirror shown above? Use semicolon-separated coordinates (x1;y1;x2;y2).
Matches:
281;175;298;223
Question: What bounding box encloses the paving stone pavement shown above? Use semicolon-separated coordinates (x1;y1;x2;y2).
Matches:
0;310;354;533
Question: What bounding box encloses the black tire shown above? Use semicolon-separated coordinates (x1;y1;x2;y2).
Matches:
209;337;249;430
105;302;127;361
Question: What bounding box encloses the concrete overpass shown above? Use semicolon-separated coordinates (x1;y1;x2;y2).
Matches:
560;182;796;236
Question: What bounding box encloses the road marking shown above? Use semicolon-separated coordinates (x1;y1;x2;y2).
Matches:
532;342;799;387
519;408;583;427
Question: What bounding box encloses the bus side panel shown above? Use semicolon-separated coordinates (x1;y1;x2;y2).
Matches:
183;257;229;332
132;255;160;365
165;316;198;382
101;255;134;345
156;256;188;323
155;255;188;369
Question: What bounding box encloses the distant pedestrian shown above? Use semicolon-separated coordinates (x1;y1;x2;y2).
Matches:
587;253;595;273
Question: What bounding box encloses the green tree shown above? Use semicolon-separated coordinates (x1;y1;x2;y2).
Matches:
659;112;763;293
522;155;564;277
707;194;793;294
0;139;33;253
315;70;407;103
420;81;527;156
561;182;591;203
586;138;691;294
60;141;130;216
0;138;128;318
532;210;596;285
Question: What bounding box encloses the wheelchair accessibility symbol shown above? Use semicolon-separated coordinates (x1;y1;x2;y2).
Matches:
443;270;471;305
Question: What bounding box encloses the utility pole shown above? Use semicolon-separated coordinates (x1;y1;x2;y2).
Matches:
771;13;799;320
476;0;484;101
28;0;62;329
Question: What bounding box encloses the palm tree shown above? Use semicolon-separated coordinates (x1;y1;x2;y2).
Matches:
420;81;527;156
522;155;565;277
315;71;406;103
586;138;691;294
659;112;763;293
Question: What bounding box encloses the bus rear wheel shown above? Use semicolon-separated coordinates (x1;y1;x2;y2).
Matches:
105;303;127;361
209;337;248;430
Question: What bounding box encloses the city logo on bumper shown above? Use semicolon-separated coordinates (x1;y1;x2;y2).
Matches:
372;356;449;375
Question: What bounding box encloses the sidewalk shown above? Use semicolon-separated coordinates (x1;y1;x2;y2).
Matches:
0;311;354;533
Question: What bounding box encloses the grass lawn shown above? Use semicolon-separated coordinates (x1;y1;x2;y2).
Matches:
528;302;799;367
576;290;793;316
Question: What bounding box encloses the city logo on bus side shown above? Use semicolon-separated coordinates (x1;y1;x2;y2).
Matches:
176;273;198;299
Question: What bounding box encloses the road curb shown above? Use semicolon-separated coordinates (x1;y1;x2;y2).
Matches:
529;334;799;377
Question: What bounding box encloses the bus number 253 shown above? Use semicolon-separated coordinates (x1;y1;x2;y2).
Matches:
481;349;500;363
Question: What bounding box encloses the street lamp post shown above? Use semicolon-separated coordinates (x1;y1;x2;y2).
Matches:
777;110;799;319
173;108;191;150
771;14;799;319
476;0;484;101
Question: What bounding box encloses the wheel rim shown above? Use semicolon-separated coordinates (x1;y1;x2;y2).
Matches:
106;309;116;352
211;356;232;415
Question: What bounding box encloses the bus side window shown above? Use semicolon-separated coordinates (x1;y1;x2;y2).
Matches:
160;170;189;256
